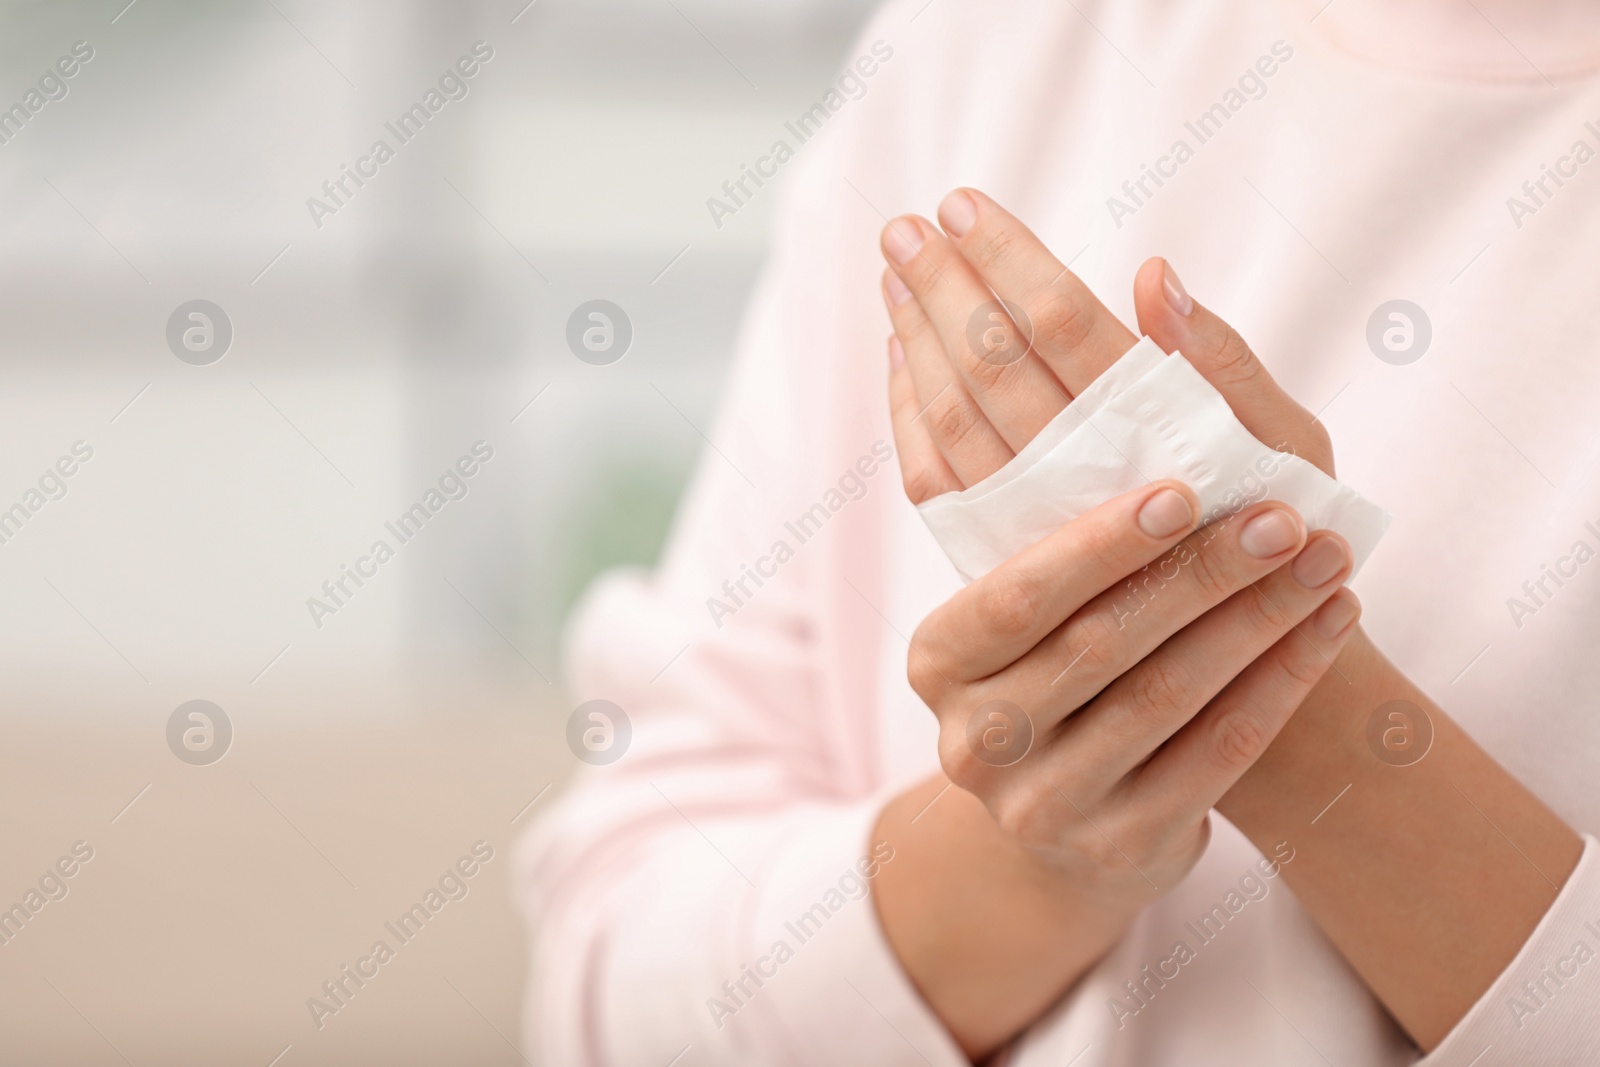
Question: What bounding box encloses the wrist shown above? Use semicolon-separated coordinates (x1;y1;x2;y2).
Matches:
871;777;1140;1057
1217;626;1386;824
1216;626;1583;1049
877;776;1142;938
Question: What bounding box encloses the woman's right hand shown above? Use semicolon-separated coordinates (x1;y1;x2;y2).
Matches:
904;478;1358;906
870;190;1361;1057
874;486;1360;1059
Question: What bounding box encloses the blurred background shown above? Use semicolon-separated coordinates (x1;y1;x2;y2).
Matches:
0;0;878;1061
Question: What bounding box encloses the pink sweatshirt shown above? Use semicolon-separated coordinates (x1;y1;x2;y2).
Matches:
519;1;1600;1062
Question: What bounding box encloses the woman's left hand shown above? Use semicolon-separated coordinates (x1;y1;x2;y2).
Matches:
879;187;1332;508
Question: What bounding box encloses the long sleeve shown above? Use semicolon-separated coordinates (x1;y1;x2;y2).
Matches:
513;295;961;1063
514;10;965;1061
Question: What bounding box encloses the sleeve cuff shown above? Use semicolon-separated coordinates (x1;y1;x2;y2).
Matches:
727;794;970;1066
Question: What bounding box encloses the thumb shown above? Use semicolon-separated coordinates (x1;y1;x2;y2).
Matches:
1133;257;1334;476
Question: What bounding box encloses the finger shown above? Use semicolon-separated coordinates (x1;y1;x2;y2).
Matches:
912;481;1201;684
935;188;1137;395
1130;586;1361;822
976;501;1310;729
887;335;962;503
1133;257;1335;475
882;216;1069;449
1049;531;1353;795
883;268;1014;486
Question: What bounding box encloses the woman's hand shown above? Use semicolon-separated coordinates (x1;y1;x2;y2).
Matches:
870;189;1360;1056
907;483;1358;901
880;187;1333;501
872;188;1582;1057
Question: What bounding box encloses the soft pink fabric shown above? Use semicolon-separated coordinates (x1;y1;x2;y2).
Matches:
519;1;1600;1063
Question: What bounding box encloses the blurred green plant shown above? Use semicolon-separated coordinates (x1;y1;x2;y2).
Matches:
552;459;688;629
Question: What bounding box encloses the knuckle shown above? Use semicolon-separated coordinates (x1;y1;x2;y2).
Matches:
901;464;945;506
997;783;1099;853
971;221;1022;266
890;388;922;427
1276;640;1329;690
976;568;1045;640
936;729;982;790
1239;586;1290;635
960;338;1014;389
1210;708;1272;771
896;304;941;350
926;392;984;452
1058;612;1120;677
1183;537;1239;601
1030;287;1096;353
1117;566;1167;624
990;787;1041;842
1087;606;1138;664
1123;656;1193;722
1208;335;1260;385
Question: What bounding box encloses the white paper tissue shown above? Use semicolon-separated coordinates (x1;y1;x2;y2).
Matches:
917;337;1391;582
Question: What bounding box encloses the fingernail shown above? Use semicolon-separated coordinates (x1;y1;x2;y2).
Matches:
1137;487;1194;538
888;335;905;369
1291;535;1350;588
884;270;912;307
1239;508;1301;559
883;218;925;265
1312;590;1360;639
938;190;978;238
1162;261;1195;317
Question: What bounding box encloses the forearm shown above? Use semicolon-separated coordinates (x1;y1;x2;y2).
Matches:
871;775;1138;1061
1218;628;1584;1050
